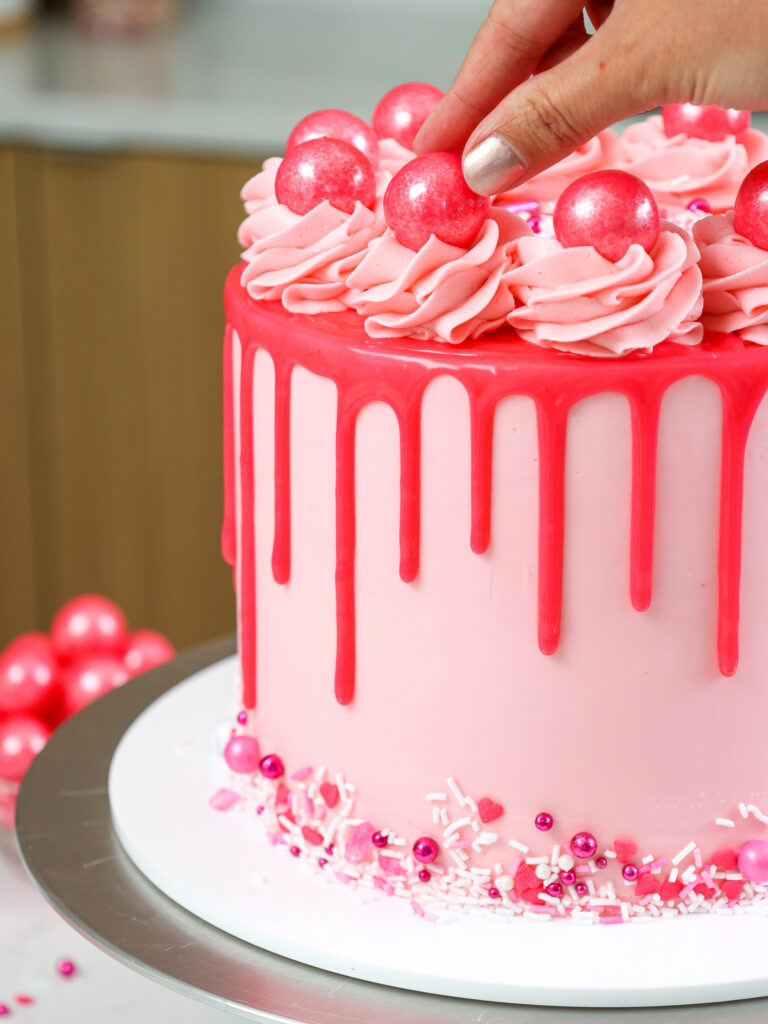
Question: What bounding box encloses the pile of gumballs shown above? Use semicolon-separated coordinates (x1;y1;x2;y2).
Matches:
0;595;174;827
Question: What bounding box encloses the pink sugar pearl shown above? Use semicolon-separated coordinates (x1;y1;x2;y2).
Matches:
384;152;489;251
259;753;284;779
560;869;576;885
372;82;443;149
275;137;376;216
570;831;598;860
662;103;751;142
223;735;260;774
57;958;76;979
553;170;660;262
534;811;553;831
737;839;768;883
734;161;768;250
412;836;439;864
286;109;379;169
622;863;639;882
575;882;588;896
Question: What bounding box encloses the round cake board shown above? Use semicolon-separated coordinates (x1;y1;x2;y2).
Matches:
109;656;768;1008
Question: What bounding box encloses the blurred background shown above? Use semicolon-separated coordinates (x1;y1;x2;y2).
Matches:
0;0;487;652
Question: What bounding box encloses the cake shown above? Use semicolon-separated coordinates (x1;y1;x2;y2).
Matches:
217;89;768;923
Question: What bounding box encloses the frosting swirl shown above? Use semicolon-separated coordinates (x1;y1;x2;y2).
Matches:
495;130;621;213
617;115;768;215
693;212;768;344
346;209;532;344
505;221;703;356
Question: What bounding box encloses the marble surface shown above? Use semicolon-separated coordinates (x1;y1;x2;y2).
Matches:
0;828;231;1021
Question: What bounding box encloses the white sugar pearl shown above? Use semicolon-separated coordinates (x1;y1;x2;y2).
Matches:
558;854;575;871
496;874;514;892
535;864;552;881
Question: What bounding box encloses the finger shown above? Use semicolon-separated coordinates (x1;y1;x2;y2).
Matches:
535;15;590;74
414;0;585;155
462;27;658;195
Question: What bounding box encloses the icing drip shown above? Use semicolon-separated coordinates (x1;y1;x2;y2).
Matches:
223;270;768;707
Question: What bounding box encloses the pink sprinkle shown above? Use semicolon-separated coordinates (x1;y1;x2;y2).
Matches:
209;788;242;812
600;916;623;925
679;881;697;899
575;865;590;876
526;905;556;915
638;865;650;876
502;200;540;215
304;794;314;814
14;997;33;1006
509;855;522;876
694;848;703;868
701;869;714;888
651;858;668;871
639;894;655;906
267;832;286;846
410;899;426;918
373;876;394;895
334;871;355;885
290;766;313;781
378;854;404;875
451;840;473;849
57;958;76;978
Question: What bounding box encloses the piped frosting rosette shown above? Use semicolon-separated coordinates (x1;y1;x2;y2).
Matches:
505;221;703;356
693;212;768;344
494;130;622;215
616;115;768;215
237;142;416;315
346;208;532;344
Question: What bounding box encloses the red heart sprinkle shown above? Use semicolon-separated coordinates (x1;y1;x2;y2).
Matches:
635;874;660;897
514;864;540;892
319;782;339;808
477;797;504;824
721;879;744;900
711;848;738;871
276;784;289;807
301;826;323;846
614;839;638;863
659;878;683;901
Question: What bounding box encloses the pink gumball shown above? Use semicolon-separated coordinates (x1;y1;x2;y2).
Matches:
662;104;751;142
372;82;444;149
61;655;129;718
737;839;768;883
553;170;660;262
286;109;379;169
734;160;768;250
0;714;51;783
224;734;261;774
383;152;489;251
124;630;175;676
50;594;129;663
275;137;376;216
0;633;60;715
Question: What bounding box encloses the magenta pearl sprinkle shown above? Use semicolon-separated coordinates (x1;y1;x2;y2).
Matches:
412;836;439;864
687;197;711;215
534;812;553;831
575;882;588;896
0;1006;9;1016
324;843;335;855
371;831;388;848
545;881;563;898
318;857;328;868
418;869;431;883
488;887;501;899
570;831;598;859
560;869;576;886
289;845;301;858
236;710;248;725
57;958;76;979
259;753;284;779
595;856;608;869
622;863;639;882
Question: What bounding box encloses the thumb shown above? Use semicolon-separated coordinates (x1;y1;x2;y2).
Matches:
462;32;652;196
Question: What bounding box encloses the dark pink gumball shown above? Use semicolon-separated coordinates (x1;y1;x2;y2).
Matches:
50;594;129;663
0;714;51;783
61;655;129;718
372;82;444;149
124;630;175;676
0;633;60;715
734;160;768;250
553;170;660;262
286;109;379;169
383;152;489;251
662;104;751;142
275;137;376;216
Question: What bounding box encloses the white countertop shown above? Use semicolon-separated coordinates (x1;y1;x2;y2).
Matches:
0;0;488;154
0;828;231;1022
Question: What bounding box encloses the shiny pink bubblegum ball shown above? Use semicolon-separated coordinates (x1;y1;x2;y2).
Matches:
662;103;751;142
224;735;261;774
737;839;768;883
553;170;660;262
0;633;60;716
286;109;379;169
734;160;768;250
275;137;376;216
61;655;129;718
383;152;489;251
123;630;175;676
372;82;444;149
0;714;51;783
50;594;129;663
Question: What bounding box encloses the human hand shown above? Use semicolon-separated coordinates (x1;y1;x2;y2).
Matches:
414;0;768;195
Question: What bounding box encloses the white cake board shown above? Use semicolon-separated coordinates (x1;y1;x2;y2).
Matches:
109;656;768;1008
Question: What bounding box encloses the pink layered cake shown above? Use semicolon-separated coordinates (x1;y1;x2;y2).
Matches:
217;90;768;923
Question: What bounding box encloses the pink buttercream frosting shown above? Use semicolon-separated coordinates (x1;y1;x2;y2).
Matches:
505;221;703;356
346;209;532;344
237;140;416;315
694;212;768;344
494;130;622;213
617;115;768;214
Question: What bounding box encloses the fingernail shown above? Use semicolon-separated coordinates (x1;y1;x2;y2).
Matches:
462;134;526;196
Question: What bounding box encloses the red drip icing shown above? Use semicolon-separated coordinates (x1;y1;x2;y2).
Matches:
222;267;768;707
221;326;236;567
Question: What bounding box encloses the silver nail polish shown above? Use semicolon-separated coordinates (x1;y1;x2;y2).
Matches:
462;134;527;196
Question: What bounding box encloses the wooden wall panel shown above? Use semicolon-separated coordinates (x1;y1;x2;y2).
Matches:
10;145;260;649
0;150;38;646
